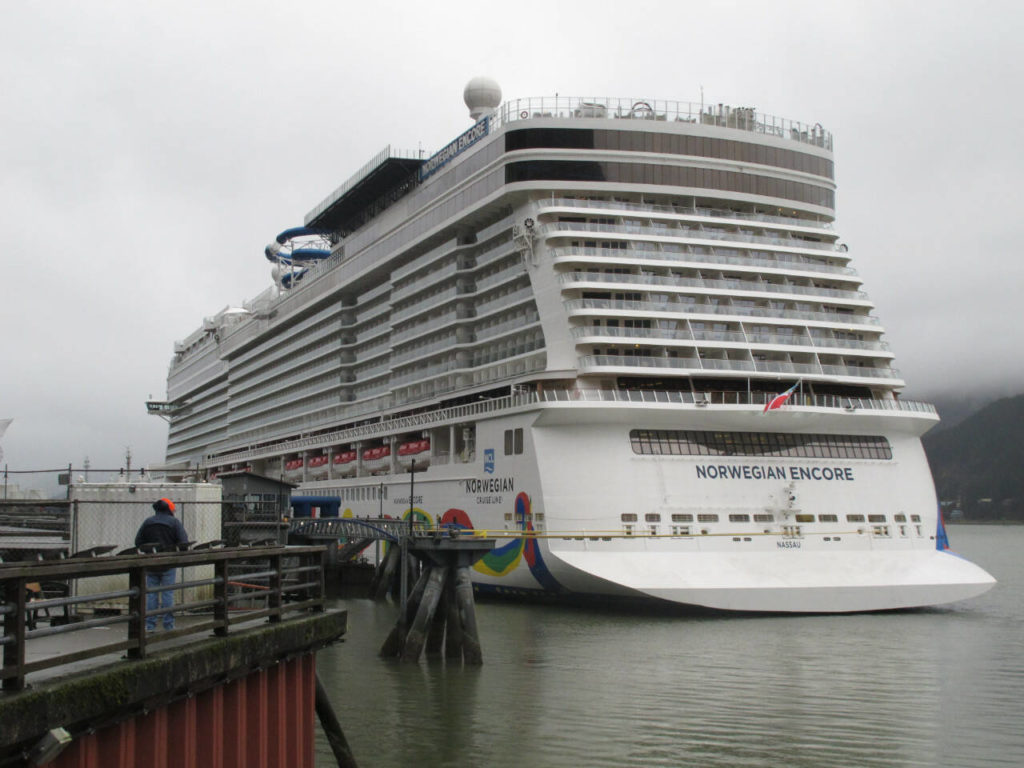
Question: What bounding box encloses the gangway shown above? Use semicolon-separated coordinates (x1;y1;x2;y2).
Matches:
288;516;429;545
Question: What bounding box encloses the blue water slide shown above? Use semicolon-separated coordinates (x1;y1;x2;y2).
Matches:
265;227;331;263
279;268;308;288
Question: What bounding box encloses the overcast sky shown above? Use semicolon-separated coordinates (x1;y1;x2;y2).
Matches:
2;0;1022;491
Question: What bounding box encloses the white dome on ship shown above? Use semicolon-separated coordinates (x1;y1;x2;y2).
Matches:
464;76;501;120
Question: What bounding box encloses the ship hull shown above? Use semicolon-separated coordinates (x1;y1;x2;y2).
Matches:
298;401;995;613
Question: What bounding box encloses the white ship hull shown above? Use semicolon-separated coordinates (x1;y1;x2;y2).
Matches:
298;400;994;612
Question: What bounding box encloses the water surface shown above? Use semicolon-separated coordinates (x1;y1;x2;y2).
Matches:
316;525;1024;767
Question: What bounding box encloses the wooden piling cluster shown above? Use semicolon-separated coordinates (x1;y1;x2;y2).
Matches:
375;535;493;665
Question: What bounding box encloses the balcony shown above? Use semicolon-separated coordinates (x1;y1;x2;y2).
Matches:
540;222;845;255
565;298;881;327
560;271;868;303
551;246;856;277
534;198;834;232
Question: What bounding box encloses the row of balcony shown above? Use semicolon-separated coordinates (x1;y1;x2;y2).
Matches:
533;198;834;231
540;221;844;254
550;246;857;277
578;354;901;380
570;325;889;353
560;270;868;303
565;298;881;326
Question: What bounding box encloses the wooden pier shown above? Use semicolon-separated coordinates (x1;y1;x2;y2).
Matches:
378;535;494;664
0;545;353;768
288;518;494;664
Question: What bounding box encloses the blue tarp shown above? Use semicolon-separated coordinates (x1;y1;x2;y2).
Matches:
290;495;341;518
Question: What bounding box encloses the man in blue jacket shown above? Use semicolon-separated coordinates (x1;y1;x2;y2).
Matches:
135;498;190;631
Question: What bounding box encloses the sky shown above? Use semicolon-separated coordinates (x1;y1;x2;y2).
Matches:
2;0;1022;492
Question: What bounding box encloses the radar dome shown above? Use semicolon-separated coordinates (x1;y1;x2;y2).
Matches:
464;77;501;120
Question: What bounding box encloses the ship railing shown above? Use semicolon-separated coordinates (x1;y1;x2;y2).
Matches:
577;357;901;381
550;246;857;277
534;388;935;414
567;327;889;354
535;198;835;231
495;97;833;151
564;297;881;327
559;271;868;301
206;389;934;467
539;221;845;254
391;334;460;365
476;312;542;343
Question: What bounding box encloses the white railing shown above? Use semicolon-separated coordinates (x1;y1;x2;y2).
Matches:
551;246;857;277
564;298;881;326
541;221;844;254
206;387;935;468
494;97;832;151
560;271;868;302
535;198;834;231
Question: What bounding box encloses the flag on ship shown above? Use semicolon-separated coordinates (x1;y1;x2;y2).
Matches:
763;382;800;412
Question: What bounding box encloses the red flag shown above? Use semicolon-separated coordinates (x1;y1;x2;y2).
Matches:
763;381;800;412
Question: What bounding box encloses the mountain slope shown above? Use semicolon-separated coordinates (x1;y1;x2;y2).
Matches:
922;394;1024;520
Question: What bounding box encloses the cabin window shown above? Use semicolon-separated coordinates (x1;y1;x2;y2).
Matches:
868;514;887;523
645;513;661;522
671;513;693;522
729;514;751;523
621;513;638;522
629;429;892;460
846;514;865;522
795;514;815;523
504;428;524;455
819;514;838;523
754;513;774;523
697;514;719;523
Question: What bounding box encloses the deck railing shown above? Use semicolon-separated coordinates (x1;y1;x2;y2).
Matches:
0;545;326;692
206;388;935;468
495;97;833;151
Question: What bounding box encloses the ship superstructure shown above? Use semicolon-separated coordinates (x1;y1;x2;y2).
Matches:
151;80;994;612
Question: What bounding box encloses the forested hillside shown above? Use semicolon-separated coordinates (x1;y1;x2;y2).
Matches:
922;394;1024;520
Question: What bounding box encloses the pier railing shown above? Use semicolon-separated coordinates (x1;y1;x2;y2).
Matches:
0;544;326;692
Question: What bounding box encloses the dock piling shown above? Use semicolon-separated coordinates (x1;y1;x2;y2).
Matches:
378;535;493;664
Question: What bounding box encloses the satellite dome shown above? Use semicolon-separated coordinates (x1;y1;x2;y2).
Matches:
464;77;501;121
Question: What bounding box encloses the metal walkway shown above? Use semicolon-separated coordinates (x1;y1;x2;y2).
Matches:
288;517;426;544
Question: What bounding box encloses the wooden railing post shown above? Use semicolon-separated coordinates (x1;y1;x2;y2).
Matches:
269;552;282;623
314;549;326;611
214;559;229;636
127;565;146;659
2;579;27;691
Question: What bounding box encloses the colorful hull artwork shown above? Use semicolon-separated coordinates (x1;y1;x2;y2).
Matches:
439;493;563;592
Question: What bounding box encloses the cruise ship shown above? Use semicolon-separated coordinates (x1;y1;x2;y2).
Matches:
152;78;995;612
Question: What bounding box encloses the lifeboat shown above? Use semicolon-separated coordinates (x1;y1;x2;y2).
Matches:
398;439;431;469
333;450;357;477
362;445;391;475
307;454;329;479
